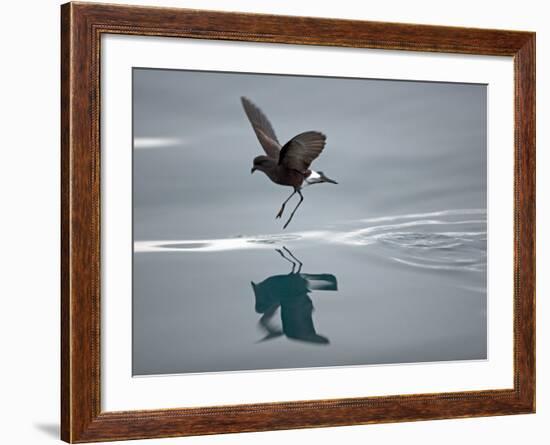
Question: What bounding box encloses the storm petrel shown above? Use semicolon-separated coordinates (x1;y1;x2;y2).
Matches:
241;97;337;229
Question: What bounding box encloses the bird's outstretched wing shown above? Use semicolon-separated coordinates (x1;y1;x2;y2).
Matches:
241;97;281;159
278;131;326;173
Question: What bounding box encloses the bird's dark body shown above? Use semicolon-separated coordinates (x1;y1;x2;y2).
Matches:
241;97;337;228
276;168;306;188
256;158;306;189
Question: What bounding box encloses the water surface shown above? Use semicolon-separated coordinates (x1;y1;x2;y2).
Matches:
132;69;487;375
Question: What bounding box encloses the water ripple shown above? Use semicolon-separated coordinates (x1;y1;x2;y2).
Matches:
134;209;486;272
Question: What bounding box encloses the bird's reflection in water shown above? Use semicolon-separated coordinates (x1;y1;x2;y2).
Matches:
251;247;337;345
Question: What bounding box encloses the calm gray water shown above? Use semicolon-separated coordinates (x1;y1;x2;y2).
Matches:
132;68;487;376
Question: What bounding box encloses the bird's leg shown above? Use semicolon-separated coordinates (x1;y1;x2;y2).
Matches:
276;190;296;219
283;190;304;230
276;248;296;273
283;247;303;273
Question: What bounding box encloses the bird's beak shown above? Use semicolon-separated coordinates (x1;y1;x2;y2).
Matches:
251;167;256;174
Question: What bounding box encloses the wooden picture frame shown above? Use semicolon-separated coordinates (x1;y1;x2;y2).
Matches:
61;2;535;442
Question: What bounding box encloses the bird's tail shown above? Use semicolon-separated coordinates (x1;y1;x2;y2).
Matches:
318;171;338;184
304;170;338;187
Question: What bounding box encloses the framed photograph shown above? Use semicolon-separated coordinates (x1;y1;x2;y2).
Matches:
61;2;535;442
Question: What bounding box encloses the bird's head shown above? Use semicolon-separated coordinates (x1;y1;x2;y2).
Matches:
251;155;272;174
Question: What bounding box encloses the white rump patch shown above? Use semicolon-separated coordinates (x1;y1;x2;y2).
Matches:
304;170;321;186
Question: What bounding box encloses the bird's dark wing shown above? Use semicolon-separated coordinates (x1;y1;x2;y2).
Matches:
241;97;281;159
278;131;326;173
